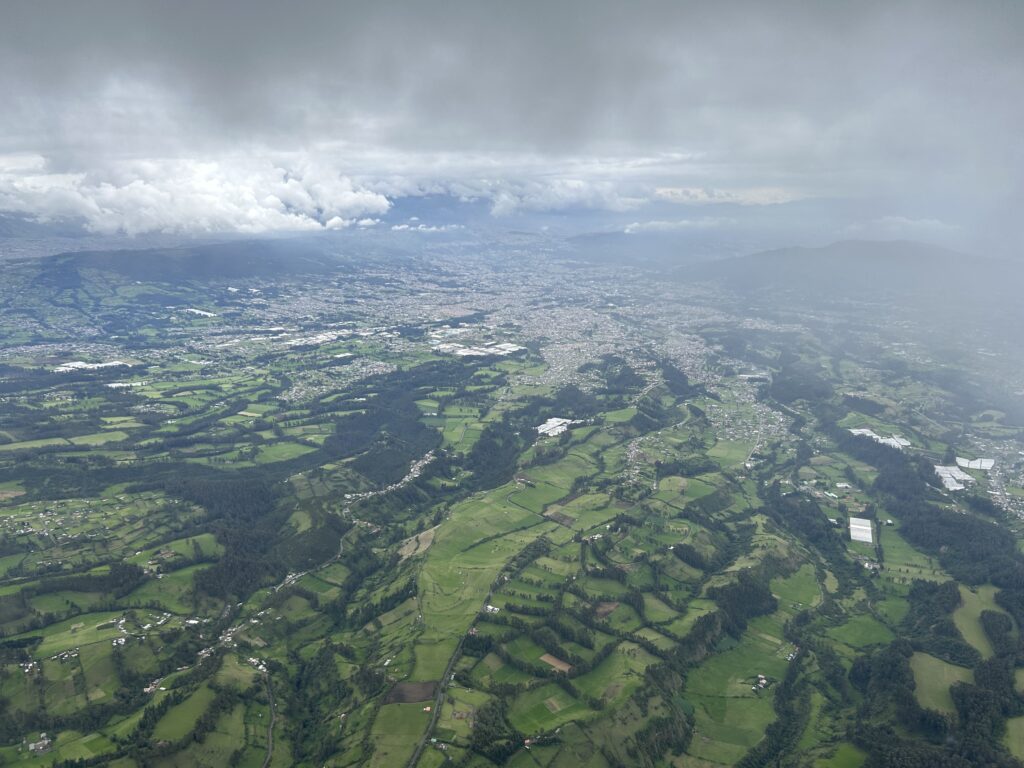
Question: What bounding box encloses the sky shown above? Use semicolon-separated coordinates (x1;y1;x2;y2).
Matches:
0;1;1021;254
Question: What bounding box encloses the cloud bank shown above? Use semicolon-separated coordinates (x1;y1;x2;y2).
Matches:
0;155;390;234
624;217;732;234
0;1;1019;249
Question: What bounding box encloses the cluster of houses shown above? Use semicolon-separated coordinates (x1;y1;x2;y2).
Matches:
344;450;436;502
26;733;52;754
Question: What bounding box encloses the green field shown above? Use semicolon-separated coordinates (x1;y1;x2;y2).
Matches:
772;564;821;608
826;614;894;650
685;611;792;764
1005;716;1024;760
154;684;218;741
509;683;597;733
952;585;1003;659
16;611;127;657
909;652;973;713
815;743;867;768
369;702;433;768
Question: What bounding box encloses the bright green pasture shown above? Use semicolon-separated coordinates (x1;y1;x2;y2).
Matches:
825;614;894;650
685;612;792;764
0;436;71;452
369;702;432;768
878;524;947;591
69;430;129;446
414;485;555;679
254;441;317;463
126;565;210;614
435;685;491;742
815;743;867;768
153;702;246;767
16;611;126;657
573;642;658;704
508;683;597;734
952;585;1004;659
708;439;752;468
603;407;637;424
153;684;217;741
910;652;972;713
771;564;821;608
1005;716;1024;760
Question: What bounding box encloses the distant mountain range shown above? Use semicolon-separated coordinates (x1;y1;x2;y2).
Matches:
20;233;1023;319
683;239;1021;304
33;235;424;285
45;238;345;282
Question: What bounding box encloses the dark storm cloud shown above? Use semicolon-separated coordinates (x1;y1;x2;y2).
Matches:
0;0;1020;244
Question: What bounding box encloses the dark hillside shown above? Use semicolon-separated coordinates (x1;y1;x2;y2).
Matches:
681;240;1024;340
40;238;346;282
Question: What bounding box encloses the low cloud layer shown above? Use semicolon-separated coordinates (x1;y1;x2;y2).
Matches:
0;155;390;234
624;217;732;234
0;1;1020;250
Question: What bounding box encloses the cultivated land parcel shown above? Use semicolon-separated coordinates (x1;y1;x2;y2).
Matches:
1;238;1024;767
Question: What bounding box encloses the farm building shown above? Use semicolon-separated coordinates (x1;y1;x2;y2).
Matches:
934;465;974;491
849;517;874;544
956;457;994;471
536;417;573;436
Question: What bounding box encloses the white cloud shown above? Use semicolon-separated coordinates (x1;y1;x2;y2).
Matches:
623;217;732;234
0;150;721;234
845;215;962;237
872;216;961;234
0;154;48;173
0;155;390;234
0;4;1018;251
391;223;463;232
488;179;645;216
655;187;799;206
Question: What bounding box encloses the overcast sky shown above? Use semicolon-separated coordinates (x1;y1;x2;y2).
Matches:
0;1;1020;253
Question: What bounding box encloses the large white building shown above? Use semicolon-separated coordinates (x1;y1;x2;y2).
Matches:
934;465;974;491
956;457;995;471
536;417;574;437
848;428;911;450
849;517;874;544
